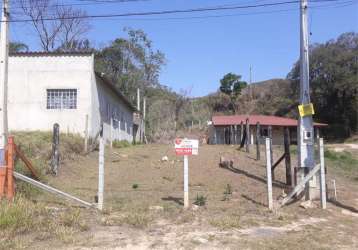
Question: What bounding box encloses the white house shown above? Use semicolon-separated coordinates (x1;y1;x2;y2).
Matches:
7;52;139;143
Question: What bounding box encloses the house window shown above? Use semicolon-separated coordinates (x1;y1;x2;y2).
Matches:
47;89;77;109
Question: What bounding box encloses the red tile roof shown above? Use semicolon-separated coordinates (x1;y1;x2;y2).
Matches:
212;115;327;127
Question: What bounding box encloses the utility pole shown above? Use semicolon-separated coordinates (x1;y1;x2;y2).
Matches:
298;0;315;198
142;97;146;143
137;88;140;111
249;65;252;85
249;65;252;101
0;0;9;166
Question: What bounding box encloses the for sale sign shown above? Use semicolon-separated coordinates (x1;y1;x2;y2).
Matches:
175;138;199;156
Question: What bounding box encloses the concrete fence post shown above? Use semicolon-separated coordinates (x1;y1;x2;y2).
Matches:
265;138;273;210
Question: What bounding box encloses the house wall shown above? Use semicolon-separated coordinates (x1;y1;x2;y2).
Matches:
8;55;92;136
7;54;134;143
92;76;134;143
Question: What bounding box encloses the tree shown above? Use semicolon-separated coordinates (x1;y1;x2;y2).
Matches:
287;32;358;138
56;39;94;52
219;73;247;113
220;73;247;96
95;28;165;98
9;42;29;53
19;0;90;51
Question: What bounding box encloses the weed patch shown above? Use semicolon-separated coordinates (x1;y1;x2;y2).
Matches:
209;215;241;230
102;212;153;228
222;184;233;201
324;150;358;178
0;196;88;244
194;194;207;206
112;140;131;148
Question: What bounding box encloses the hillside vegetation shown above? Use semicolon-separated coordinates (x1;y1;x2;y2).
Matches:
182;32;358;140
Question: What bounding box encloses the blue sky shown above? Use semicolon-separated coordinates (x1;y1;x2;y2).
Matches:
8;0;358;97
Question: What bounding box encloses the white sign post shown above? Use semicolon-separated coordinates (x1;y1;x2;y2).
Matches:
175;138;199;209
183;155;189;208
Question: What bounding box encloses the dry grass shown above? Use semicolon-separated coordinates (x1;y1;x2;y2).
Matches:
209;214;241;230
2;132;358;249
12;131;84;179
0;196;89;248
101;212;154;228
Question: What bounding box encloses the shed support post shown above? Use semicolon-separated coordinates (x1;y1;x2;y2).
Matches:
284;127;293;186
256;122;260;160
245;119;250;153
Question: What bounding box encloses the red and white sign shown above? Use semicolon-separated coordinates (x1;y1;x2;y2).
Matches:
175;138;199;156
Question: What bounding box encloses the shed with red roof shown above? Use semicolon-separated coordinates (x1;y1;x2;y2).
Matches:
208;114;327;145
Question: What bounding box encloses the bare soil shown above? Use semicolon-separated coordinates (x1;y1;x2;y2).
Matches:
11;144;358;249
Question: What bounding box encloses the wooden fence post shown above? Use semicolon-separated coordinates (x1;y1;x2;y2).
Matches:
6;136;14;199
98;125;104;210
51;123;60;175
265;138;273;210
110;117;113;149
256;122;260;160
240;121;244;142
284;127;293;186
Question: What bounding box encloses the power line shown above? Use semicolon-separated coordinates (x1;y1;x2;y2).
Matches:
78;1;355;22
10;0;151;10
6;0;352;23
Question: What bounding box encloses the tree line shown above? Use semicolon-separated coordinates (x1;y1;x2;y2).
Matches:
216;32;358;139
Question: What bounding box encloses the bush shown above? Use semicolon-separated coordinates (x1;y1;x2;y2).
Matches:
194;194;207;206
12;131;84;179
324;150;358;179
0;197;33;231
112;140;131;148
222;184;233;201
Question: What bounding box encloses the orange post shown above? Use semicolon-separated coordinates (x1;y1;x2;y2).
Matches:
6;136;15;199
0;166;6;198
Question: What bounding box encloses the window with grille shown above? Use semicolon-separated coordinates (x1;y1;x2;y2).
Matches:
47;89;77;109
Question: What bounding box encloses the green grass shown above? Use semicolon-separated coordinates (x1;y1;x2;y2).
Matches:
112;140;131;148
324;150;358;179
0;197;34;231
11;131;84;181
194;194;207;206
0;196;89;246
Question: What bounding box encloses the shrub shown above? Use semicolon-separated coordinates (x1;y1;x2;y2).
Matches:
194;194;207;206
112;140;131;148
222;184;233;201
